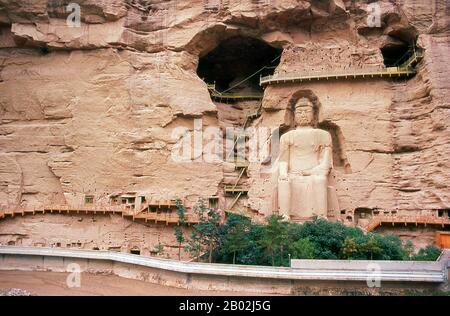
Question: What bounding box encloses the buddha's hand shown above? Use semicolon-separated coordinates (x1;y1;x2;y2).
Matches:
311;167;330;176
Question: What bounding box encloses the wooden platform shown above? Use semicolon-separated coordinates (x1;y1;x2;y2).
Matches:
224;185;249;195
260;66;416;86
0;204;199;226
210;91;263;102
366;215;450;232
207;82;263;102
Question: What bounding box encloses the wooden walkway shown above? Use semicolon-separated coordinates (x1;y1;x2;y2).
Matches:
260;66;416;86
366;215;450;232
207;83;263;102
0;205;199;226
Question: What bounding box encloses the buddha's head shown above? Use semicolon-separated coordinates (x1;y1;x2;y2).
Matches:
293;97;317;127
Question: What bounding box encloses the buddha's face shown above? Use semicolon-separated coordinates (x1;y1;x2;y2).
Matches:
294;98;314;127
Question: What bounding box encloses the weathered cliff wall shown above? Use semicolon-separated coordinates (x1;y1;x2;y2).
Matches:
0;0;449;234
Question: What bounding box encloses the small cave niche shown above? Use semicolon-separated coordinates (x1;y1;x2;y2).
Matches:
39;45;51;55
197;36;282;96
437;209;450;218
318;120;351;174
354;207;378;220
130;247;141;255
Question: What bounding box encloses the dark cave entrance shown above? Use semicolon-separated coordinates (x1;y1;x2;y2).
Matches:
381;36;419;68
197;36;282;95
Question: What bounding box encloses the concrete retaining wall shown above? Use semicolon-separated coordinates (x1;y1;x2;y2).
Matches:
0;246;448;295
291;259;444;271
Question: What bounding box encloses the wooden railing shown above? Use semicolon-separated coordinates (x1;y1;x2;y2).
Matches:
224;185;248;194
0;204;199;225
206;82;264;101
399;50;424;68
260;65;417;86
366;215;450;232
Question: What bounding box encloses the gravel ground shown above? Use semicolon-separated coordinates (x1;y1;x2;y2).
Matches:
0;288;33;296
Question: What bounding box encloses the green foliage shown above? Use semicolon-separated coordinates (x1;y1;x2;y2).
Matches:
295;219;350;259
184;231;202;261
185;199;222;263
153;242;164;255
360;236;383;260
403;240;415;259
173;198;186;260
412;245;442;261
340;237;359;259
175;227;184;244
371;234;406;260
183;204;442;266
175;198;186;225
174;227;184;260
219;213;251;264
289;238;315;259
259;215;290;266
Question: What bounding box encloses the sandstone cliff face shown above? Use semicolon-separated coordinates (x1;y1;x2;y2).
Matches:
0;213;192;258
0;0;449;232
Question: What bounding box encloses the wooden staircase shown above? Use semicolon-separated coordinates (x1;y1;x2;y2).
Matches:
224;106;262;212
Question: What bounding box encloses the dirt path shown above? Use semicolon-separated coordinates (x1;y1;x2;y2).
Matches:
0;270;263;296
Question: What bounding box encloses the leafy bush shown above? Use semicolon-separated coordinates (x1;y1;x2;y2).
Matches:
412;245;442;261
183;201;442;266
289;238;315;259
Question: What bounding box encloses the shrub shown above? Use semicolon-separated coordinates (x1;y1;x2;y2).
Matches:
412;245;442;261
188;205;441;266
290;238;315;259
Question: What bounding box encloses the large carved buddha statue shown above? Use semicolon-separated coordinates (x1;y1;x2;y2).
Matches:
275;97;339;220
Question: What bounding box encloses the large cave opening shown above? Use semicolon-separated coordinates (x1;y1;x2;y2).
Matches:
381;43;411;67
381;35;419;68
197;36;282;95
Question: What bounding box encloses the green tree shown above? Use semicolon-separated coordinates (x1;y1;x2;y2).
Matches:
174;227;185;260
403;240;415;260
259;215;289;266
297;219;348;259
373;234;406;260
174;198;186;260
289;238;315;259
231;223;266;266
175;198;186;225
184;230;202;262
186;199;222;263
340;237;359;259
220;214;251;264
361;236;383;260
